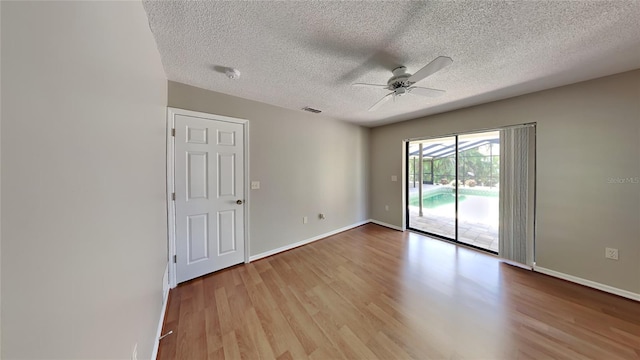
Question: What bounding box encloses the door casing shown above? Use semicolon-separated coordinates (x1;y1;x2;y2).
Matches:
166;107;250;288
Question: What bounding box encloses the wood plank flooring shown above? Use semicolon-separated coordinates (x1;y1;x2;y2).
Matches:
157;224;640;359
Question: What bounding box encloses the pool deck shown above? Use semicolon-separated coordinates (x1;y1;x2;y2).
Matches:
408;184;499;253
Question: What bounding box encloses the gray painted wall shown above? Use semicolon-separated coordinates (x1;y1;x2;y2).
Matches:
369;70;640;294
1;2;168;358
0;1;2;353
168;81;370;256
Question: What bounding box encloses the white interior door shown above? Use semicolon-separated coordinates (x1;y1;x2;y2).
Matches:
173;113;245;283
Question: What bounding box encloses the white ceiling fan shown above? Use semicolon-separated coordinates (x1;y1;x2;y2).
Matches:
353;56;453;111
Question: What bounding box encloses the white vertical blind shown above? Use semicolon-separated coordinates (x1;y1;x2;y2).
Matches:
499;126;535;266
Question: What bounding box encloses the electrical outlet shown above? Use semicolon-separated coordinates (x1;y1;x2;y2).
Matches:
385;205;389;211
605;247;619;260
391;175;398;182
303;216;308;224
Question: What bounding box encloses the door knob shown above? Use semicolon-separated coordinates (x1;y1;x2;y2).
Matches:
236;200;243;205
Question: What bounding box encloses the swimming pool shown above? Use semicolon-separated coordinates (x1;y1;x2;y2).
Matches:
409;192;463;208
408;187;497;208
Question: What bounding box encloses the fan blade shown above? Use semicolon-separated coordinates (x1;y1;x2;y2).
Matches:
409;86;445;98
408;56;453;84
352;83;388;88
368;93;394;111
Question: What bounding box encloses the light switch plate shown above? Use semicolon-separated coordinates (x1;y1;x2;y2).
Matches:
251;181;260;190
391;175;398;182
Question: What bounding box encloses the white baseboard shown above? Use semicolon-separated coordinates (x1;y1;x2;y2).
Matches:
534;265;640;302
249;220;371;262
369;219;404;231
151;263;171;360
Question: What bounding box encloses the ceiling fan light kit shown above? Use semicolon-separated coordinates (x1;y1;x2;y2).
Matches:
352;56;453;111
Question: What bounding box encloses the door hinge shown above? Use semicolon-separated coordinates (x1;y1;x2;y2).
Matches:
172;192;176;201
171;128;175;137
173;255;177;263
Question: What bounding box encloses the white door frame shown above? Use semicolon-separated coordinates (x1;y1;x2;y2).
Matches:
166;107;250;288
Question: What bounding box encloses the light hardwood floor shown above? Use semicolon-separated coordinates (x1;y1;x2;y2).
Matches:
158;224;640;359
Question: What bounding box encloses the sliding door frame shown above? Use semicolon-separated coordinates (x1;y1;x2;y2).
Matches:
455;136;460;242
405;124;534;254
405;134;494;254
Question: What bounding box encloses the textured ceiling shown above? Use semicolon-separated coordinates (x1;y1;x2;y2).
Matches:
143;1;640;127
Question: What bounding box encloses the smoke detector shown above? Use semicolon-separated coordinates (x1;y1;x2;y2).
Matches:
225;68;241;80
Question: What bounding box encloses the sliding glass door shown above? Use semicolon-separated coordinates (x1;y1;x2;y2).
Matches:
457;132;500;252
407;131;500;253
407;136;457;239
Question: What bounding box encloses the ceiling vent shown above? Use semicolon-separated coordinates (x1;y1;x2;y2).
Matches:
302;107;322;114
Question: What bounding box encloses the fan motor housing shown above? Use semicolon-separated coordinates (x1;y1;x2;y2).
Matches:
388;66;412;90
